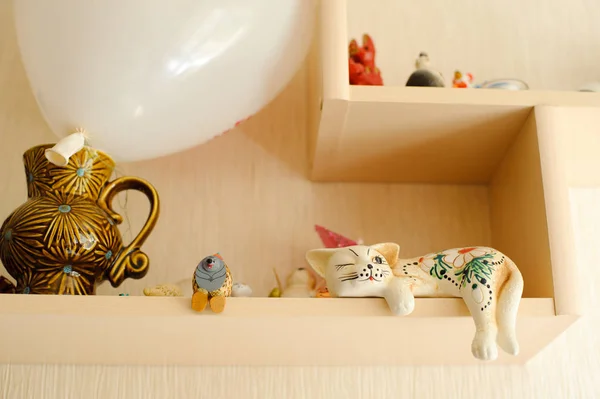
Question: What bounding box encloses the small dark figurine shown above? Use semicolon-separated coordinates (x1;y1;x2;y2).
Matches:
406;52;445;87
191;253;232;313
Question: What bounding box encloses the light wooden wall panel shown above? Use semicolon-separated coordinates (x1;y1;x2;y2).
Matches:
5;188;600;397
0;0;599;397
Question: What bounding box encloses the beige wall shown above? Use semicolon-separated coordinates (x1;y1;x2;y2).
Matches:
1;0;599;397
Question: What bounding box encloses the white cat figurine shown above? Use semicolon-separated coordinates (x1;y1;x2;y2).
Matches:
305;243;524;361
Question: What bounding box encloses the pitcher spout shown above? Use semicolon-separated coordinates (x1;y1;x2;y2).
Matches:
45;131;86;167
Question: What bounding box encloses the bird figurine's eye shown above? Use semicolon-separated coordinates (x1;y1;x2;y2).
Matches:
374;256;384;264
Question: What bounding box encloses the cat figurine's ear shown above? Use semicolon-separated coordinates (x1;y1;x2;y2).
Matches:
370;243;400;266
305;248;338;277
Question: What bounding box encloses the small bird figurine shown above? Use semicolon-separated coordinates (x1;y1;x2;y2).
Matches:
406;52;445;87
415;52;431;70
191;253;232;313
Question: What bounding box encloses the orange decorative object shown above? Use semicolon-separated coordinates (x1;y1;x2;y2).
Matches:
452;70;474;88
348;34;383;86
315;287;331;298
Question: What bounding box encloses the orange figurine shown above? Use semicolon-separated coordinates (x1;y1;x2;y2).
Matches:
453;70;474;88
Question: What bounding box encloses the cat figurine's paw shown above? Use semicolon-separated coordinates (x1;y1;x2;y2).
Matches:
388;297;415;316
385;277;415;316
471;331;498;361
498;332;519;356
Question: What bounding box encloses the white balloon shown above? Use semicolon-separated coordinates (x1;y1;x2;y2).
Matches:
14;0;315;162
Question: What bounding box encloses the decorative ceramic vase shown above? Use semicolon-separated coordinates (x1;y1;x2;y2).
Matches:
0;144;159;295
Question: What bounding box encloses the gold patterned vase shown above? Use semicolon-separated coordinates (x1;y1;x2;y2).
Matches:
0;144;159;295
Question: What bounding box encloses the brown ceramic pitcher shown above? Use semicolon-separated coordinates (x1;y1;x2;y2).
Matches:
0;144;159;295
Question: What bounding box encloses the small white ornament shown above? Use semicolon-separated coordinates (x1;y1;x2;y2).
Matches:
231;283;252;297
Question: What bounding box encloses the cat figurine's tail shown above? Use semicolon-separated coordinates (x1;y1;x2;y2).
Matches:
496;257;524;355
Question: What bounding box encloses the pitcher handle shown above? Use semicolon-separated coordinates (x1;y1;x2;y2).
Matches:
97;176;160;287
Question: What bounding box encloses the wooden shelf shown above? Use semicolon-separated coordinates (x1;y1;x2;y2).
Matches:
309;0;600;183
301;0;591;366
0;0;595;377
350;85;600;107
340;0;600;92
0;0;593;370
0;295;577;366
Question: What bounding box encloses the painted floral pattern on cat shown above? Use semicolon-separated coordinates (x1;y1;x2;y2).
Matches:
417;247;496;289
444;247;489;268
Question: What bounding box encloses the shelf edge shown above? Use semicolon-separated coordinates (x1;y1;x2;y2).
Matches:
349;85;600;107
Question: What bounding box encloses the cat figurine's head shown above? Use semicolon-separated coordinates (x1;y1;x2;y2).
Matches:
305;243;399;298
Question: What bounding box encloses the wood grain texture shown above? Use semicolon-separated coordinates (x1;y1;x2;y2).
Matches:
546;106;600;187
489;112;554;298
0;296;562;367
4;189;599;398
1;0;599;397
312;0;600;183
534;107;585;316
313;99;531;183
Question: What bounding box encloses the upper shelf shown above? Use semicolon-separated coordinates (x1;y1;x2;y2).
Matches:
0;295;574;366
309;0;600;183
350;86;600;107
344;0;600;91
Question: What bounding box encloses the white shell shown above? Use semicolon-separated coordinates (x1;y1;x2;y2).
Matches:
45;132;85;166
231;283;252;297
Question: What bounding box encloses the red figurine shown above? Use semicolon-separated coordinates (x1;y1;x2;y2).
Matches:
348;34;383;86
314;224;359;248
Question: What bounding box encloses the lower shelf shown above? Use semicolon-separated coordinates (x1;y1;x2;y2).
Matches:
0;295;577;366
